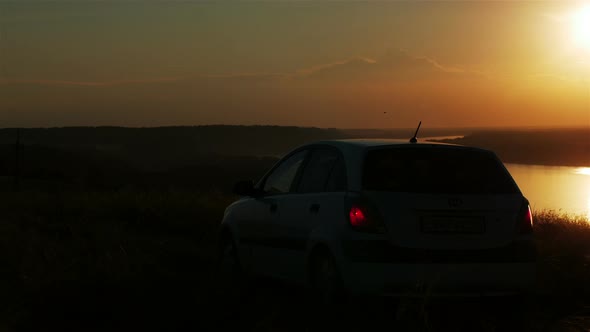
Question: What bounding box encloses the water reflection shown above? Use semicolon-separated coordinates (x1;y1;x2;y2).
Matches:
506;164;590;219
575;167;590;176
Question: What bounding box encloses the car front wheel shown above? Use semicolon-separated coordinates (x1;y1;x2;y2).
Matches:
218;235;246;299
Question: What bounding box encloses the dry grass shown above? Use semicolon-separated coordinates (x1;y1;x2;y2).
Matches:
533;210;590;298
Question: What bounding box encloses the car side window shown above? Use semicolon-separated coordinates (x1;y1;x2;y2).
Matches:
325;156;347;192
297;148;343;193
262;150;308;194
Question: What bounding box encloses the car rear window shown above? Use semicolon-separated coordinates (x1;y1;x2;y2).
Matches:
362;147;519;194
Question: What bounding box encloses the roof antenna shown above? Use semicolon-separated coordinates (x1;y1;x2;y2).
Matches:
409;121;422;143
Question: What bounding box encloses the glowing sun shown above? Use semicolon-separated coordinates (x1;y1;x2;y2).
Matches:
571;5;590;51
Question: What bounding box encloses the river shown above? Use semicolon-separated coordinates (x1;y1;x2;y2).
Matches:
506;164;590;218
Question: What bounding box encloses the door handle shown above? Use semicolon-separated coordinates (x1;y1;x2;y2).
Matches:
269;203;278;213
309;203;320;214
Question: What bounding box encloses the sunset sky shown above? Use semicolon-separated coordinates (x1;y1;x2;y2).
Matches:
0;1;589;128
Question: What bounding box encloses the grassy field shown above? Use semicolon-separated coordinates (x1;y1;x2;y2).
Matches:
0;189;232;331
1;189;590;331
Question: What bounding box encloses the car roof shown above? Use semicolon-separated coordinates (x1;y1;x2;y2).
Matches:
309;139;499;162
310;139;482;151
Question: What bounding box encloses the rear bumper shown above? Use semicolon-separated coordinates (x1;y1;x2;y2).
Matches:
342;240;537;264
340;261;536;296
339;239;536;296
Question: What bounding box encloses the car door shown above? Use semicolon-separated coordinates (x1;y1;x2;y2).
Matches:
275;146;347;283
248;149;309;278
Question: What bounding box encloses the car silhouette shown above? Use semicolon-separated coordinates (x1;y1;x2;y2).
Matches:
219;139;536;299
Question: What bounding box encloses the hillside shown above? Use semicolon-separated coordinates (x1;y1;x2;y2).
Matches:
0;126;588;194
435;128;590;167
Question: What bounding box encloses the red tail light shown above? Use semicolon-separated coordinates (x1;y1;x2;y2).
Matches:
349;205;370;228
520;205;533;234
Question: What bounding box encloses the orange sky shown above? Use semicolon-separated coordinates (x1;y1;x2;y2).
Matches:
0;1;589;128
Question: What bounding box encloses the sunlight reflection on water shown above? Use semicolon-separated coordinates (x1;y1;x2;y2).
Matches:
575;167;590;176
506;164;590;220
573;168;590;220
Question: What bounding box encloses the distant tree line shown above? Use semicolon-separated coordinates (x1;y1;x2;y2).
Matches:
0;125;587;193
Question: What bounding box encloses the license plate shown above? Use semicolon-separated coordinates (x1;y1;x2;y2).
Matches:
421;216;485;234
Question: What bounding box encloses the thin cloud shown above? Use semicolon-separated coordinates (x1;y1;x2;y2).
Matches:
295;57;377;76
201;72;288;79
297;49;486;81
0;49;485;87
0;77;184;87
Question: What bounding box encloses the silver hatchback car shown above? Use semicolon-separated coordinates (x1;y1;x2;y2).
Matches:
219;139;536;298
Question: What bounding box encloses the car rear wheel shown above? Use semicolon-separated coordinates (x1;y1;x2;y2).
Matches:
310;251;345;306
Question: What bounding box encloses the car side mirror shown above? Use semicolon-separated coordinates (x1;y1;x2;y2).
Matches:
233;180;257;196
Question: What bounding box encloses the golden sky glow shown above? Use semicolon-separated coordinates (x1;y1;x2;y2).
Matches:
0;1;589;128
571;5;590;51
